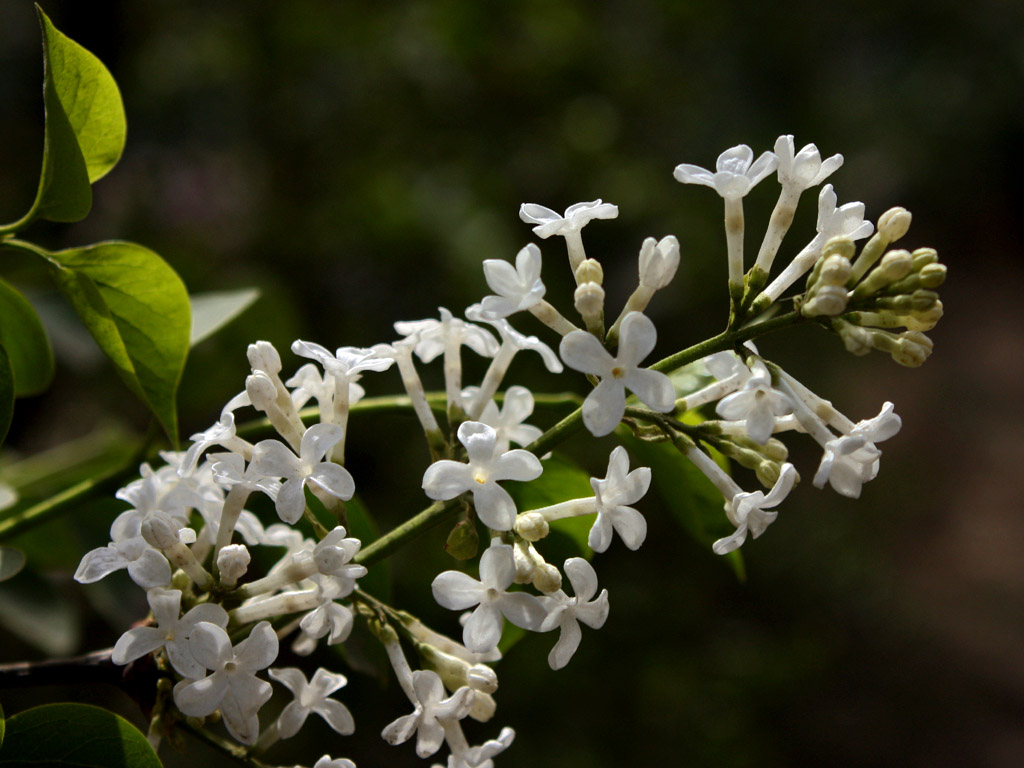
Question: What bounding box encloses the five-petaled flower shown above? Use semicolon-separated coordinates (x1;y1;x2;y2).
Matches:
559;311;675;437
422;422;542;531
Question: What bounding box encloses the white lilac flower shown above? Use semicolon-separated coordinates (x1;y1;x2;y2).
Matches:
714;358;793;444
269;667;354;738
813;402;901;498
293;576;356;654
559;311;675;437
74;510;172;588
396;310;498;365
673;144;777;200
757;184;874;307
538;558;610;670
250;424;355;524
173;621;278;744
469;386;543;454
382;670;475;757
774;135;843;193
712;463;798;555
519;200;618;239
422;422;542;531
478;244;546;319
287;363;366;415
111;588;229;678
589;445;651;552
432;541;547;654
519;199;618;275
313;527;366;586
181;411;253;476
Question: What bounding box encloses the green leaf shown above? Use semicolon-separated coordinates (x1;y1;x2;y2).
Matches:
0;700;5;751
38;8;126;184
189;287;260;347
0;347;12;447
0;703;161;768
509;452;594;556
619;431;745;579
48;241;190;444
0;277;54;396
0;546;26;582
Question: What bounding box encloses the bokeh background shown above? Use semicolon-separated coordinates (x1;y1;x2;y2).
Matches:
1;0;1022;766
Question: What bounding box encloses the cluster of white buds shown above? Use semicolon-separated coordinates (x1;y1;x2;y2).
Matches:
71;135;944;768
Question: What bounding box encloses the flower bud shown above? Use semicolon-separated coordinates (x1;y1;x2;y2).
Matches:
878;207;912;241
445;518;479;560
573;282;605;318
469;691;497;722
918;263;946;288
141;513;185;550
819;254;852;285
247;341;282;375
911;247;938;270
467;664;499;694
802;285;848;317
514;512;549;542
217;544;251;586
532;562;562;594
876;250;913;282
892;331;933;367
575;258;604;286
245;372;278;411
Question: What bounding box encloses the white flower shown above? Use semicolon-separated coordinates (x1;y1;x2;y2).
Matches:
173;621;278;744
815;183;874;243
559;311;675;437
518;200;618;239
713;463;798;555
432;541;547;654
295;576;356;652
382;670;475;757
813;402;901;498
422;422;542;531
250;424;355;524
313;527;366;586
111;588;229;678
478;244;546;319
470;386;542;454
269;666;354;738
395;310;498;364
673;144;777;200
774;135;843;192
714;359;793;444
291;340;394;380
538;558;609;670
74;510;171;588
589;446;651;552
637;235;680;290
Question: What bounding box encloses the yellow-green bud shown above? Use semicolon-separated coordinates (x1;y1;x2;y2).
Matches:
878;207;912;241
575;258;604;285
514;512;550;542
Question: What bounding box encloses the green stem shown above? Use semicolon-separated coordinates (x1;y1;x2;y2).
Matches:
0;237;56;262
177;719;272;768
649;310;803;373
354;500;457;568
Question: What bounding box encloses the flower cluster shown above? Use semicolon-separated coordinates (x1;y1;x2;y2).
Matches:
73;136;944;767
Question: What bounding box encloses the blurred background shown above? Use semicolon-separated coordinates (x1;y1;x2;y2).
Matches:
0;0;1022;766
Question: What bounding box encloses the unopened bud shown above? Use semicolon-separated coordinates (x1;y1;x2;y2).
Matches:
756;460;781;487
892;331;933;367
876;250;913;282
918;263;946;288
467;664;499;694
514;512;549;542
822;237;856;261
573;282;605;318
802;285;848;317
575;258;604;286
217;544;251;586
911;247;938;270
141;514;185;550
245;372;278;410
247;341;282;375
532;562;562;594
819;254;852;285
878;207;912;241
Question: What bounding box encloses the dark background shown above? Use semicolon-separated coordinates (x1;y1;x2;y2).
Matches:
1;1;1022;766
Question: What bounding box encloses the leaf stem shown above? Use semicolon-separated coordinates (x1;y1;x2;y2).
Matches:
649;310;804;373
